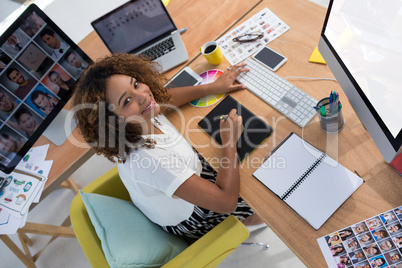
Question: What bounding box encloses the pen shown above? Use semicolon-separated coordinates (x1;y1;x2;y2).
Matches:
220;115;228;121
179;27;187;34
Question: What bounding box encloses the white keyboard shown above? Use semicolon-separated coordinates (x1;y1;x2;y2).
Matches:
237;57;317;127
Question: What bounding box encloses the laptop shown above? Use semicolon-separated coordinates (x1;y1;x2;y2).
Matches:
91;0;188;73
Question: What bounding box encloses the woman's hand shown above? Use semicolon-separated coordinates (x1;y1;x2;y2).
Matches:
210;63;249;94
168;63;249;108
219;109;244;148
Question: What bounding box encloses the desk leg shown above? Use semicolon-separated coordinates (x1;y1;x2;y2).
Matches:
19;222;75;238
32;216;72;262
0;235;36;268
1;177;79;266
59;178;80;195
19;231;33;246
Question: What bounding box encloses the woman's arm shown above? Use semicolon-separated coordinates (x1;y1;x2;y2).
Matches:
173;109;243;213
168;63;249;107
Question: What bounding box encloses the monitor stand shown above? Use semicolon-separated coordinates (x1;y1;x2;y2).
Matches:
43;109;77;146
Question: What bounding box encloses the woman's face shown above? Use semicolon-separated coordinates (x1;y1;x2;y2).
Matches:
356;225;366;233
361;234;371;242
365;246;378;255
34;93;50;108
19;113;36;133
0;137;16;152
330;235;339;242
50;72;62;85
343;230;352;236
105;74;160;125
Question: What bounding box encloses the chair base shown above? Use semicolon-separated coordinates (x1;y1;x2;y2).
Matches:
240;242;269;250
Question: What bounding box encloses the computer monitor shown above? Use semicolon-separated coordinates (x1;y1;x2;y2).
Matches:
318;0;402;164
0;4;92;173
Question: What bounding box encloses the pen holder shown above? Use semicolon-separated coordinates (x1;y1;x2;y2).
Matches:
316;97;345;133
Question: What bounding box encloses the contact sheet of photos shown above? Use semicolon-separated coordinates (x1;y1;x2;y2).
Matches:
0;8;89;169
318;206;402;268
216;7;290;66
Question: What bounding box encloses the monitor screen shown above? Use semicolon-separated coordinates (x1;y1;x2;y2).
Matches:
319;0;402;163
91;0;176;54
0;4;92;173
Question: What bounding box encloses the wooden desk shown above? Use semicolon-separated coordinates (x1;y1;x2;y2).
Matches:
165;0;402;267
1;0;262;267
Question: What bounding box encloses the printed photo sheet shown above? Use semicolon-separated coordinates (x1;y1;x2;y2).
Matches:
318;206;402;268
216;7;290;65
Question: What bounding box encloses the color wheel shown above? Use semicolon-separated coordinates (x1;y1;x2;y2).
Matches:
190;69;225;107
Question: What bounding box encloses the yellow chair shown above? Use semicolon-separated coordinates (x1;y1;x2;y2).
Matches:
70;167;250;268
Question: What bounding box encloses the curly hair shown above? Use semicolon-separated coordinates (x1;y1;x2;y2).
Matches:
72;54;172;163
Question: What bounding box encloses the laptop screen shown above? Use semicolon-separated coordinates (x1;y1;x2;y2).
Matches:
91;0;177;54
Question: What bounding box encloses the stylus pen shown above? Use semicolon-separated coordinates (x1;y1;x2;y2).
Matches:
179;27;187;34
220;115;228;121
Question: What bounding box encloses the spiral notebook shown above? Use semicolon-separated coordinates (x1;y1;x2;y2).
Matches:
253;132;364;230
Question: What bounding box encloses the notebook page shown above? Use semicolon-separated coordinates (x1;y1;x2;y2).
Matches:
283;155;363;230
253;133;323;197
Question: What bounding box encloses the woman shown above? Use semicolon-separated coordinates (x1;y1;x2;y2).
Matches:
353;222;368;234
338;229;353;240
366;218;382;230
387;223;401;234
30;90;58;115
48;70;74;97
73;54;265;239
392;235;402;247
14;108;39;137
325;234;340;246
331;244;345;257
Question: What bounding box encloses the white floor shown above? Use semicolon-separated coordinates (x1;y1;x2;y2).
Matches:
0;0;329;267
0;155;307;268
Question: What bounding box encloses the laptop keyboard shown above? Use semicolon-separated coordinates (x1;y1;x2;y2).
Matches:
237;57;317;127
141;37;175;60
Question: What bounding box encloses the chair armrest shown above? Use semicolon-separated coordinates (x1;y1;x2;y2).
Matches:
163;215;250;268
70;192;110;267
70;166;129;268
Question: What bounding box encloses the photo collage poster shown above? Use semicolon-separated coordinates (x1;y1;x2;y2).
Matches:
318;206;402;268
0;10;90;167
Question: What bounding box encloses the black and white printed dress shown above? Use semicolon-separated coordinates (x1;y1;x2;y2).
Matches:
162;151;254;239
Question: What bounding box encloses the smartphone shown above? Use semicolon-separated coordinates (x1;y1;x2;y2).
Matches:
252;46;287;71
165;67;203;89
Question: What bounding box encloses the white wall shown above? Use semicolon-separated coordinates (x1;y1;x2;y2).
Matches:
0;0;127;43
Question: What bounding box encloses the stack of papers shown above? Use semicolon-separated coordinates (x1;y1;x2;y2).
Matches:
0;145;53;234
